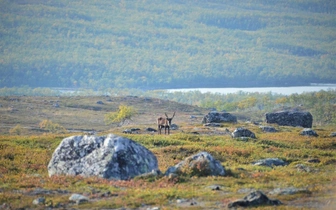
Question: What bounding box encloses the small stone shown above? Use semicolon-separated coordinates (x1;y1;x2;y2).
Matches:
69;193;89;204
231;127;256;139
330;132;336;137
252;158;288;167
295;164;311;172
307;158;320;163
300;128;318;137
32;197;45;205
259;126;277;132
176;199;187;204
228;191;281;208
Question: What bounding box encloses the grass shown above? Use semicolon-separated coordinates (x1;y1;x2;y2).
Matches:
0;96;335;209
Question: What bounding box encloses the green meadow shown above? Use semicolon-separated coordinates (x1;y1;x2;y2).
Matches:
0;94;335;209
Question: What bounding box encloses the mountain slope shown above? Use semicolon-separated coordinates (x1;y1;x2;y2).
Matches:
1;0;336;89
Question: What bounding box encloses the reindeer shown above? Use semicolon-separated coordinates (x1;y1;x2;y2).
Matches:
157;112;175;135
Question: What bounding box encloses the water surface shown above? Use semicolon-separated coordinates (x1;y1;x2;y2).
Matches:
167;84;336;95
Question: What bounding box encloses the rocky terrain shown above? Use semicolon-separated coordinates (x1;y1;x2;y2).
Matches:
0;96;335;209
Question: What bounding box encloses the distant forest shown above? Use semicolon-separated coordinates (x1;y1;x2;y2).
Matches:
1;0;336;89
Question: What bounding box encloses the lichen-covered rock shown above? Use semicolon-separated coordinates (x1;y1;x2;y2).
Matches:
265;110;313;128
202;112;237;124
165;152;225;177
231;127;256;138
48;134;158;180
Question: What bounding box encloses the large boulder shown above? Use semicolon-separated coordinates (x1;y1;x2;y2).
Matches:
48;134;158;180
165;152;225;177
265;110;313;128
202;111;237;124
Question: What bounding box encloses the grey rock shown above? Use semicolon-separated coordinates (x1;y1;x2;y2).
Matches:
208;185;222;191
96;100;104;105
48;134;158;180
26;188;69;196
170;124;179;130
53;102;60;108
269;187;310;195
122;129;132;134
237;188;255;194
330;132;336;137
252;158;288;167
295;164;312;172
131;128;140;132
204;123;221;127
148;207;160;210
300;128;318;137
260;126;278;132
165;151;225;177
265;110;313;128
228;191;281;208
146;127;157;132
135;169;162;179
202;112;237;124
32;197;45;205
0;203;11;209
122;128;140;134
176;198;188;204
307;158;320;163
231;127;256;139
69;193;89;204
237;137;249;142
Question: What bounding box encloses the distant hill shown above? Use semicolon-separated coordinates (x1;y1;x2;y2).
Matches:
1;0;336;89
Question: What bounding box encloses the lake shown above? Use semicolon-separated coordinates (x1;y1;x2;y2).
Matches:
167;84;336;95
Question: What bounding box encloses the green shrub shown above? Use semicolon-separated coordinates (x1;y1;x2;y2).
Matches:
9;125;25;135
39;120;67;133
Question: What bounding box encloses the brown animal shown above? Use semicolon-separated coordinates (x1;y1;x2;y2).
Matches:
157;112;175;134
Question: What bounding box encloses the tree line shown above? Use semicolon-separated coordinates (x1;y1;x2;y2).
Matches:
1;86;335;125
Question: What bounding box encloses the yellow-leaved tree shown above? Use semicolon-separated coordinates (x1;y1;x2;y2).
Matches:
104;105;136;126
